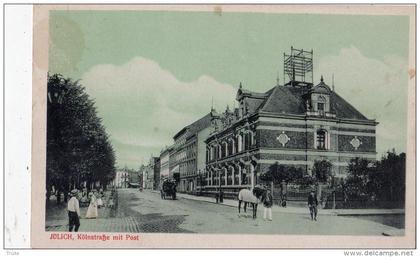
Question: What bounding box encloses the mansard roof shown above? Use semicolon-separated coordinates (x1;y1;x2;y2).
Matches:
260;86;307;115
241;81;369;120
329;91;368;120
188;112;212;134
173;112;212;140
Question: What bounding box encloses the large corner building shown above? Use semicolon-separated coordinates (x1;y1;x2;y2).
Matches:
202;47;377;195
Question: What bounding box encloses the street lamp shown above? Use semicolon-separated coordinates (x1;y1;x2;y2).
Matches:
331;168;336;209
197;169;203;195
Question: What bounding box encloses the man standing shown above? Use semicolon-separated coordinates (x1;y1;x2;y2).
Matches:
308;190;318;221
281;180;287;207
263;188;273;221
67;189;80;232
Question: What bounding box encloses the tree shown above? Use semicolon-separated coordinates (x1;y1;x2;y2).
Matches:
375;150;406;203
313;160;332;182
342;158;375;201
260;163;304;183
343;151;406;206
47;74;116;195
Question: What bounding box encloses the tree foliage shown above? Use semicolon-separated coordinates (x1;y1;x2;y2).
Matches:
260;162;304;183
313;160;332;182
343;150;406;204
376;150;406;202
47;74;116;193
342;157;376;201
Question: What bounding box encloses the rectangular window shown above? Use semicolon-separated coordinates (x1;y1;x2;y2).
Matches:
316;130;326;150
317;102;325;111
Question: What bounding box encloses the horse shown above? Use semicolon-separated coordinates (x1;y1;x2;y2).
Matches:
238;187;266;219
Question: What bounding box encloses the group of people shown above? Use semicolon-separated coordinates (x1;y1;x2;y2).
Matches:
67;188;106;232
255;187;319;222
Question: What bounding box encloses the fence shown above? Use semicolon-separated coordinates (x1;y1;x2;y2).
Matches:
273;183;344;208
274;184;404;209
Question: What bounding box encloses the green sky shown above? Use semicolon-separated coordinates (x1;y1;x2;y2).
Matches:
49;10;410;168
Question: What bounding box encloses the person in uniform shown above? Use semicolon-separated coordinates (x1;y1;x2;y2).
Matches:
308;190;318;221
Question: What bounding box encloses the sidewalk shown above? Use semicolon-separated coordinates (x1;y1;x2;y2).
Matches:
171;191;405;216
45;190;114;230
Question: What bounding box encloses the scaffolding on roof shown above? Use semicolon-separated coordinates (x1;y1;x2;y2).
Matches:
283;47;313;87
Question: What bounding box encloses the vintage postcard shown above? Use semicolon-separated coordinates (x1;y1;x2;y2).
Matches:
31;4;416;248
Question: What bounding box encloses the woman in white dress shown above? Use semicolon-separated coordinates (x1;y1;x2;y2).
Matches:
85;192;98;219
96;193;103;208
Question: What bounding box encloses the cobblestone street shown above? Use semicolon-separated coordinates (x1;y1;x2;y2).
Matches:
45;188;403;235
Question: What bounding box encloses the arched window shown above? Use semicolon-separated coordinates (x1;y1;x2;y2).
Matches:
251;131;256;146
316;129;327;150
221;142;226;158
243;131;252;150
231;138;235;154
237;134;242;152
227;140;233;156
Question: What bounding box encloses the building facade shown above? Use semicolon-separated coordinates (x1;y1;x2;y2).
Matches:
115;167;140;188
140;163;154;190
168;146;178;182
171;113;213;194
195;123;213;192
115;168;130;188
160;147;171;180
152;157;161;190
203;48;377;196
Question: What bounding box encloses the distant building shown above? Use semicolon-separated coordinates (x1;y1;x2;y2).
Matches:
152;157;161;190
160;146;172;180
115;167;140;188
172;113;213;193
203;47;377;196
140;157;160;190
140;164;152;189
115;169;129;188
138;170;143;189
139;164;148;189
168;145;179;183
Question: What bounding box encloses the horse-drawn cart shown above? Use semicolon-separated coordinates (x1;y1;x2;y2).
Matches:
160;179;177;200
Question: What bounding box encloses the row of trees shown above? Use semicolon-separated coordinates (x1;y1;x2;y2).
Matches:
259;159;332;186
344;150;405;203
46;74;116;199
260;150;406;204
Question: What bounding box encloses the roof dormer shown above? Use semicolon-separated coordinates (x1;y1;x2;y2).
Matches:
305;76;336;118
310;76;331;94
